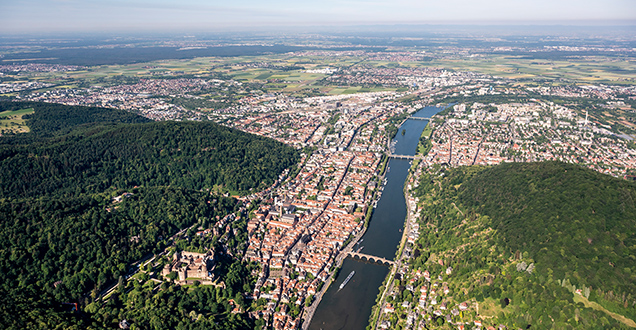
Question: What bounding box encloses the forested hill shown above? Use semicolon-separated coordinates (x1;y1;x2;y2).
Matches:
409;161;636;329
0;102;298;329
0;101;152;135
457;161;636;301
0;102;299;198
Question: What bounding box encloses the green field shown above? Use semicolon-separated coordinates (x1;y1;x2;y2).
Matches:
255;72;274;80
420;122;433;139
424;55;636;84
0;53;400;97
0;108;34;134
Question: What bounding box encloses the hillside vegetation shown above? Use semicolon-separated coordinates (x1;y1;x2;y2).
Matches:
408;161;636;329
0;101;152;135
0;102;299;329
0;102;298;198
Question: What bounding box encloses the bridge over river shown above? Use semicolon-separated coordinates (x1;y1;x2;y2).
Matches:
387;154;422;160
308;106;444;330
408;116;431;121
346;252;395;266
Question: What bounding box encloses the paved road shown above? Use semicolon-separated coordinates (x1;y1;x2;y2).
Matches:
372;182;416;330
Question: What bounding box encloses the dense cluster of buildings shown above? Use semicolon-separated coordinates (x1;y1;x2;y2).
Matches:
528;84;636;99
0;81;54;93
228;92;414;151
19;78;221;120
324;65;487;88
238;94;422;329
422;102;636;177
0;63;84;73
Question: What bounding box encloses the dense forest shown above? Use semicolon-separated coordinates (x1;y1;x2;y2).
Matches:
0;45;310;66
408;161;636;329
0;187;234;328
458;162;636;315
0;102;299;197
0;101;152;135
0;102;299;329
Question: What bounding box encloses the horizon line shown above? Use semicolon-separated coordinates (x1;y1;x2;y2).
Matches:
2;21;636;38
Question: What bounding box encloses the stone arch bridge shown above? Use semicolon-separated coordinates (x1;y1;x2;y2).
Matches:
346;252;395;266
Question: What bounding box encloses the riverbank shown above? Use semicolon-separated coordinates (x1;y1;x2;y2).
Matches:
307;106;443;330
301;120;391;330
303;145;393;329
368;115;438;330
301;224;368;329
368;181;417;330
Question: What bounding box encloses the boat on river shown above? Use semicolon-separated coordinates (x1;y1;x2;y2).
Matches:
339;271;355;290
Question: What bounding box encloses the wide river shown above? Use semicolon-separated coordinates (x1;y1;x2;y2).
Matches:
308;106;443;330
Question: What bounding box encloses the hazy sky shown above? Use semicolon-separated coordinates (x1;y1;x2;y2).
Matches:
1;0;635;34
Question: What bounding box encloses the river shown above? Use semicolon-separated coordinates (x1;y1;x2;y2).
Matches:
308;106;443;330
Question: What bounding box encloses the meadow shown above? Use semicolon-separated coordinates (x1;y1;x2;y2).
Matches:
0;108;34;134
426;54;636;85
